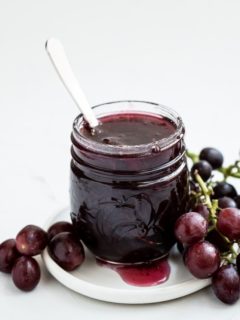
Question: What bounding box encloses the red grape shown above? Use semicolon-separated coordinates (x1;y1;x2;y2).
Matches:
174;212;208;245
0;239;20;273
185;241;220;279
48;232;85;271
193;204;209;220
47;221;75;241
16;225;48;256
12;256;40;291
212;265;240;304
217;208;240;241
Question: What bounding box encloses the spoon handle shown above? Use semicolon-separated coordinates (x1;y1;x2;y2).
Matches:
45;38;99;128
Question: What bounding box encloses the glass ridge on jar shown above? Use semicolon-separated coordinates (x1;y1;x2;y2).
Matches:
70;101;189;264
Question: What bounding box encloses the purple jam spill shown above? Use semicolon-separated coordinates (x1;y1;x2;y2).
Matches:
97;258;170;287
81;113;176;146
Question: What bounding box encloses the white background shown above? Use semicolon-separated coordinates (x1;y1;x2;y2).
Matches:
0;0;240;319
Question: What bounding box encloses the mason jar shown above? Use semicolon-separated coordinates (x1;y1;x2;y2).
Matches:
70;101;189;264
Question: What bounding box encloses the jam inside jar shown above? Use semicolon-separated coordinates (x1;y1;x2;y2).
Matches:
70;101;189;264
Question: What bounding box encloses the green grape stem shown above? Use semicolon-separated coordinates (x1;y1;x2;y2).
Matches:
186;151;199;163
194;172;231;245
218;162;240;180
194;173;215;218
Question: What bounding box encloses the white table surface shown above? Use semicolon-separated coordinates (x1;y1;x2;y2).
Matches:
1;0;240;319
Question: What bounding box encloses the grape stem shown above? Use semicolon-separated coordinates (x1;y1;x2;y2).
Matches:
222;244;239;265
218;161;240;180
194;173;215;217
230;245;238;258
194;172;231;246
186;151;199;163
221;253;233;265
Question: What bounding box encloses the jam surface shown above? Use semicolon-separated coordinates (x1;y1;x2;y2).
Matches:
80;113;176;146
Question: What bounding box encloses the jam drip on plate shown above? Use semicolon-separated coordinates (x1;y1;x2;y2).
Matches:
97;258;170;287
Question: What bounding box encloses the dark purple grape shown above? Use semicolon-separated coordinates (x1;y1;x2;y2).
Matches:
174;212;208;246
0;239;20;273
12;256;40;291
237;254;240;275
177;242;185;254
47;221;75;241
191;161;212;182
16;225;48;256
193;204;209;220
199;147;224;169
48;232;85;271
218;197;237;209
213;182;237;199
212;265;240;304
185;241;220;279
206;230;229;253
217;208;240;241
235;195;240;209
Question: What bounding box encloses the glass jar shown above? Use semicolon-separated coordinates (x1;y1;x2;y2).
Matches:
70;101;189;264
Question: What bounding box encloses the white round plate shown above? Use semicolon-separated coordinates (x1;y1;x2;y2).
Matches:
42;208;210;304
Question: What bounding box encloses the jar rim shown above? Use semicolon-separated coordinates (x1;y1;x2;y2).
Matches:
72;100;184;156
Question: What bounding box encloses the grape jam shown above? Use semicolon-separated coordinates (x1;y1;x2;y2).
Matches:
70;101;189;264
97;258;170;287
81;113;176;146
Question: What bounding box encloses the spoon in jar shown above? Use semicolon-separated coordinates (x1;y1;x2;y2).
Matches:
45;38;99;128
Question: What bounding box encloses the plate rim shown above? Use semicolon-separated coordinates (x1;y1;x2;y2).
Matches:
42;207;211;304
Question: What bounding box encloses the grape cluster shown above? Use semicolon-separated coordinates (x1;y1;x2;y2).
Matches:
0;221;85;292
176;147;240;304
